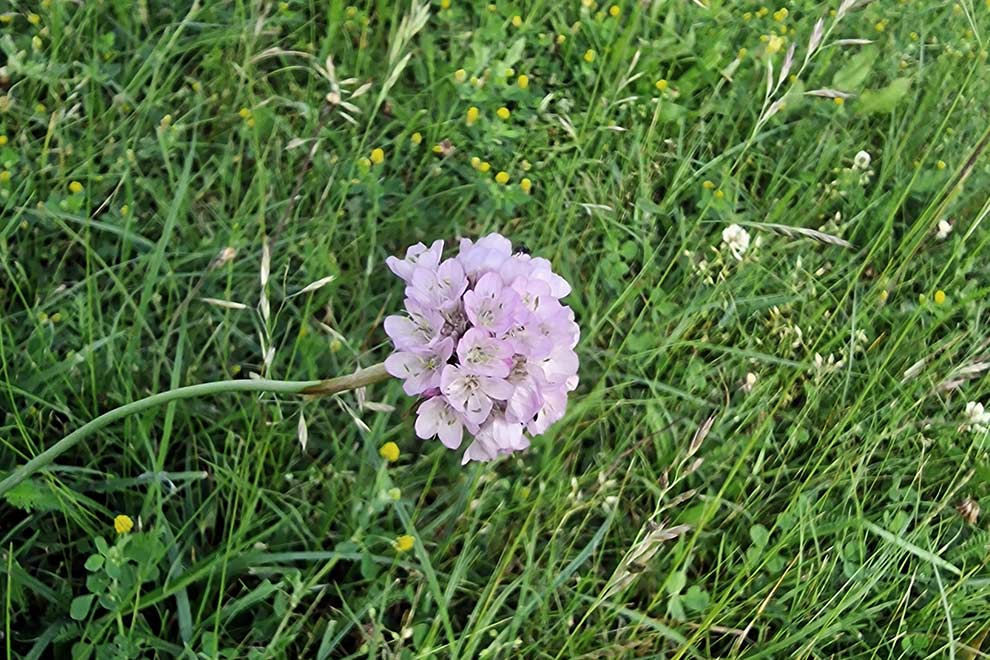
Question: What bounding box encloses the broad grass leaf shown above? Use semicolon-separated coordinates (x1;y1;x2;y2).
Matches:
857;78;912;114
831;45;878;90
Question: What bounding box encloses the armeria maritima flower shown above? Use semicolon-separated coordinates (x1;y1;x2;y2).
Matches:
384;233;579;463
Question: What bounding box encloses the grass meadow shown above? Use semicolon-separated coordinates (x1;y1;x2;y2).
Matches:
2;0;990;657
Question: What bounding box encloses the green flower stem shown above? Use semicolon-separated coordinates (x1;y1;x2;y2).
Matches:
0;362;391;497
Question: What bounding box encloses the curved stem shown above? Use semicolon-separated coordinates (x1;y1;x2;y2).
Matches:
0;363;391;497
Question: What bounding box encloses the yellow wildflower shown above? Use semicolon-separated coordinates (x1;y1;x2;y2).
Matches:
0;135;7;146
934;290;946;305
0;171;10;184
936;160;946;170
702;180;715;190
379;441;400;462
583;49;596;63
68;181;83;194
496;107;510;120
394;535;415;552
655;79;668;91
609;5;621;16
773;7;788;21
495;171;510;184
370;147;385;164
114;514;134;534
479;161;491;172
453;68;467;83
512;15;522;27
767;34;784;54
520;177;532;193
411;131;422;145
833;97;845;106
28;13;41;25
517;74;529;89
466;106;480;126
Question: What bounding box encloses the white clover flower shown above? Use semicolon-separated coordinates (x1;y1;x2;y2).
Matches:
741;372;758;393
853;150;871;170
964;401;990;434
936;219;953;240
721;224;751;261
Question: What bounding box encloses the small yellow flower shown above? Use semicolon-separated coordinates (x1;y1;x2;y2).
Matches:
358;157;372;168
0;171;10;184
238;107;251;119
68;181;83;194
833;97;845;106
874;20;886;32
773;7;788;21
32;35;43;51
441;0;451;8
453;68;467;83
470;156;482;169
702;180;715;190
379;441;400;462
933;290;947;305
512;15;522;27
743;11;752;20
394;534;415;552
879;289;889;303
495;171;510;184
0;14;13;24
245;117;255;128
520;160;531;171
910;31;919;41
609;4;621;17
936;160;946;170
517;74;530;89
767;34;784;54
0;135;7;146
479;161;491;173
370;147;385;164
27;13;41;25
738;47;748;58
496;106;510;120
655;79;668;91
411;131;422;145
346;6;358;18
714;189;725;199
387;487;402;500
466;106;480;126
121;204;130;216
757;6;769;17
114;514;134;534
504;67;515;77
520;177;532;193
556;34;566;45
583;49;596;63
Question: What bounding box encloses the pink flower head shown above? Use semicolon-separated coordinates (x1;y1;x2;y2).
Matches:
384;233;579;463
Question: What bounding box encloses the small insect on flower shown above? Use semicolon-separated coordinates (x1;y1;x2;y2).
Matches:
370;147;385;164
114;514;134;534
384;233;578;463
721;224;751;261
584;50;596;63
394;534;415;552
379;441;400;462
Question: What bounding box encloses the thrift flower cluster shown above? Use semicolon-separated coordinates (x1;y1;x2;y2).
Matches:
384;234;579;463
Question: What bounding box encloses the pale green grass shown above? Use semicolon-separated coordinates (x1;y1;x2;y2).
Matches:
2;1;990;658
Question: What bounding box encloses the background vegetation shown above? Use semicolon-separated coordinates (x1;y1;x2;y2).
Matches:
2;0;990;657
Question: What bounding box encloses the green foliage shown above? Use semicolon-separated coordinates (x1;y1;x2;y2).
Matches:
2;0;989;657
